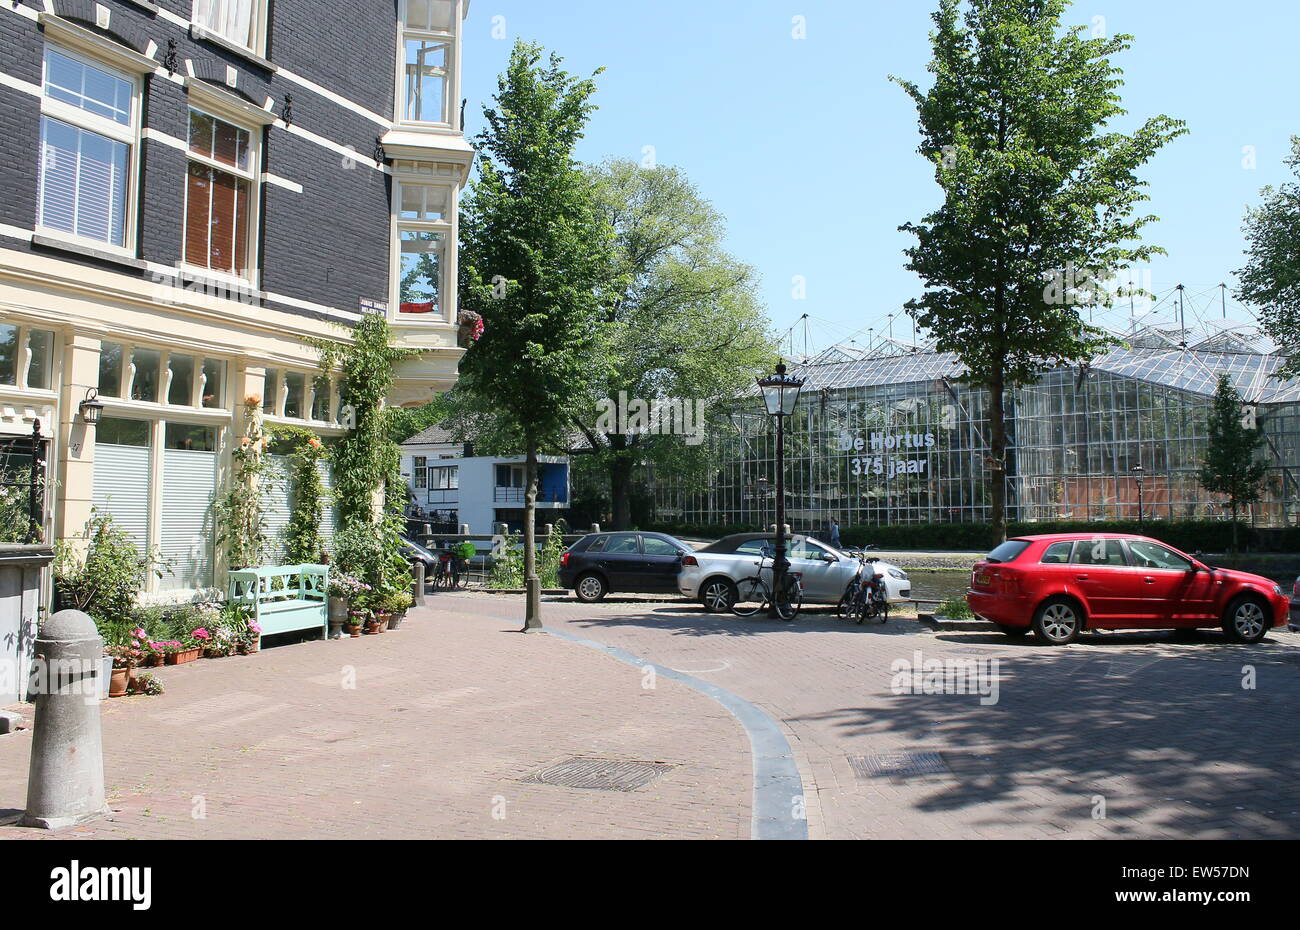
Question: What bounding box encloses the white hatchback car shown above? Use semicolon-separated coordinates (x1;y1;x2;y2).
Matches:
678;533;911;612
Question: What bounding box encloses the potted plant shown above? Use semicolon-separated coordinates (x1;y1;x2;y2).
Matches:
105;646;133;697
345;607;367;638
240;618;263;655
128;673;165;696
378;591;414;629
327;574;370;640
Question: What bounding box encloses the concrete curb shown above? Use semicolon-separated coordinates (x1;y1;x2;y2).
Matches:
546;628;807;841
918;612;1000;632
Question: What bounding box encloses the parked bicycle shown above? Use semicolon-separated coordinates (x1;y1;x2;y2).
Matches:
434;550;470;590
837;553;889;625
731;549;803;621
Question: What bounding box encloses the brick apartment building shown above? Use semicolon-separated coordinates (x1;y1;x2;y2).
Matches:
0;0;473;594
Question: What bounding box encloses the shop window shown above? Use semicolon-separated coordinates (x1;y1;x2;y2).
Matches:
311;376;331;421
130;347;161;402
26;329;55;391
97;417;150;447
165;423;218;452
284;372;305;419
263;369;279;415
168;354;196;406
0;325;17;386
99;342;124;397
202;358;226;409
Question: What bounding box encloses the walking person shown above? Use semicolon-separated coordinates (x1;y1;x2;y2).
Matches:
829;518;842;550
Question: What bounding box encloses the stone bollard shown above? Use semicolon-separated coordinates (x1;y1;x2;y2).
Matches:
411;560;426;607
21;610;110;830
590;523;601;534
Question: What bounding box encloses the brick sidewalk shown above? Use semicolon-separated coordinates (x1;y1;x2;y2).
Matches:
445;592;1300;840
0;605;751;840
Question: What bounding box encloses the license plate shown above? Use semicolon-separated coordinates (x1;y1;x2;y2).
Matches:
974;572;991;586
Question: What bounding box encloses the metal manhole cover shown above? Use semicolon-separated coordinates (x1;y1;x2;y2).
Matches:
523;757;676;791
849;752;949;779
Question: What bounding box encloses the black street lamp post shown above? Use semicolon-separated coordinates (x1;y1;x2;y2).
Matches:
1133;463;1145;532
757;362;805;619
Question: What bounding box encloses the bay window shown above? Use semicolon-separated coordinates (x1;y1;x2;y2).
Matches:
400;0;456;125
396;182;454;317
184;109;258;280
37;46;138;250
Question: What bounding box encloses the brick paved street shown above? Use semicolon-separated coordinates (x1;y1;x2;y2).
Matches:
4;589;1298;840
0;604;751;840
447;592;1300;840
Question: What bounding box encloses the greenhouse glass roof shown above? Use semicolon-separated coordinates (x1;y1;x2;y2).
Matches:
790;333;1300;403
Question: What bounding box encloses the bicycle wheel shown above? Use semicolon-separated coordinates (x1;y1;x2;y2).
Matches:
774;578;802;621
731;577;766;617
837;585;858;620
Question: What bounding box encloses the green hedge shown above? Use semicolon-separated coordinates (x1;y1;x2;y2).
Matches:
642;521;761;539
845;520;1258;554
640;518;1297;554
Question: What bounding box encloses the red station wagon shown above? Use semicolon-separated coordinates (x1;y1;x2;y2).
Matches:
966;534;1288;645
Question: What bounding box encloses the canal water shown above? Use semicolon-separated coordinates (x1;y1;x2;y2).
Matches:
907;571;972;604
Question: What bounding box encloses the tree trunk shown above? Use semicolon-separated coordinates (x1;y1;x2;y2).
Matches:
989;371;1008;545
610;453;634;530
1231;502;1239;553
522;439;542;631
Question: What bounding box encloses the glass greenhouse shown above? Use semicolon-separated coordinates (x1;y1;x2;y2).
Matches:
652;325;1300;530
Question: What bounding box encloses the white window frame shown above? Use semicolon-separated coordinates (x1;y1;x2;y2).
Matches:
36;43;142;257
0;323;60;395
191;0;270;57
95;341;232;413
261;368;339;426
181;104;263;288
396;0;460;128
391;178;456;324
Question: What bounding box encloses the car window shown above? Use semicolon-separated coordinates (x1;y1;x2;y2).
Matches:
642;537;680;557
986;540;1030;564
792;540;828;560
736;539;774;555
1128;540;1194;571
1070;539;1127;566
1040;542;1072;564
604;534;641;555
584;536;608;553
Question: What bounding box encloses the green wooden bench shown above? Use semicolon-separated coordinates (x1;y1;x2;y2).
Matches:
227;565;329;639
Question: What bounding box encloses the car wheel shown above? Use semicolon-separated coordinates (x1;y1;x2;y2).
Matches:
1223;595;1270;644
1032;597;1082;645
574;573;607;603
700;578;737;613
995;624;1031;639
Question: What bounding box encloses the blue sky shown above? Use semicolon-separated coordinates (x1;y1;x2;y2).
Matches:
462;1;1297;355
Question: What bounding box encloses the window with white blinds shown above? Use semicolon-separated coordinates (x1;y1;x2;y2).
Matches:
38;47;137;249
192;0;262;52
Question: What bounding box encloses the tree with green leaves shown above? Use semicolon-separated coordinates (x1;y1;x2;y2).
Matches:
893;0;1186;542
1238;137;1300;375
571;159;776;529
458;41;615;630
1199;375;1268;552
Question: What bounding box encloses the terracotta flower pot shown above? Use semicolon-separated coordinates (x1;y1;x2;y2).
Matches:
345;624;361;638
147;654;166;668
108;667;128;698
167;648;201;666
